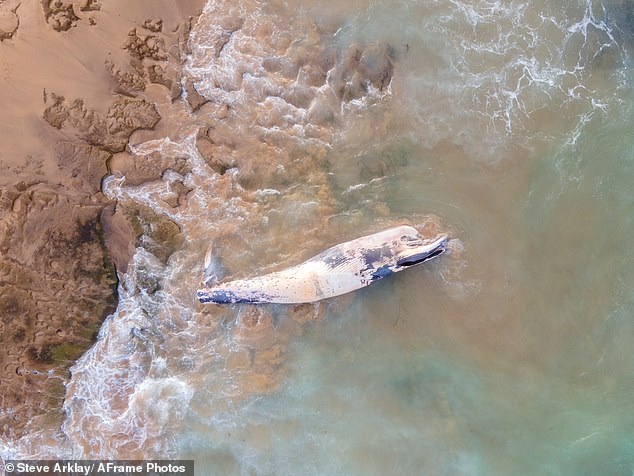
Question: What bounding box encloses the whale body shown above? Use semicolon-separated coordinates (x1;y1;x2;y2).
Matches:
197;225;448;304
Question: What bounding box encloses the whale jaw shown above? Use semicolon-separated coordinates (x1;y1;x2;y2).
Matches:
395;234;448;268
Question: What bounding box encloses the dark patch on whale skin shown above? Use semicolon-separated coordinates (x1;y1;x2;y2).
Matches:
359;243;393;275
197;289;238;304
197;289;272;304
320;247;354;269
371;265;394;281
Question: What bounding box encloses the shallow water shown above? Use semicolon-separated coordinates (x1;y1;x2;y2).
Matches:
5;0;634;474
175;1;634;474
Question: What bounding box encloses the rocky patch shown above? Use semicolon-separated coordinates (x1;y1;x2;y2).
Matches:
0;2;202;440
0;1;20;41
0;186;117;437
41;0;80;32
43;93;161;152
329;42;395;101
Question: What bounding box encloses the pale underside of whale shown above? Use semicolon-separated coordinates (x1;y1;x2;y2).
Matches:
197;225;448;305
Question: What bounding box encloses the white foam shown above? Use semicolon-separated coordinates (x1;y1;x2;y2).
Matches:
399;0;627;161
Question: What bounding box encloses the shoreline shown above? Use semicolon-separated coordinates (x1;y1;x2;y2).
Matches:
0;0;206;441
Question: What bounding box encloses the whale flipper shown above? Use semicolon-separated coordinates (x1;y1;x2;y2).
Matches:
202;245;226;287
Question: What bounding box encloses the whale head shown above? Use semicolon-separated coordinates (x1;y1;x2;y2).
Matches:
392;227;448;269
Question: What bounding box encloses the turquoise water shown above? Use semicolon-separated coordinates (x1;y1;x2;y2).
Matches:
178;108;634;474
6;0;634;474
175;1;634;474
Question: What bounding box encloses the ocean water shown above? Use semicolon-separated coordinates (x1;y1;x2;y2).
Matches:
4;0;634;474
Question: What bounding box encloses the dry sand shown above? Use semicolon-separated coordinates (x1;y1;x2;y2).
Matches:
0;0;205;439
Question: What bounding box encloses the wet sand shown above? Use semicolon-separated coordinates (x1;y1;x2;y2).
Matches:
0;0;204;439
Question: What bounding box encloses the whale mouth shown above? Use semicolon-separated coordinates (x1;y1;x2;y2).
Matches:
396;235;448;267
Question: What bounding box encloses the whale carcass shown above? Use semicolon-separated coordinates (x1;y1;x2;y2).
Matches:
197;225;448;304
